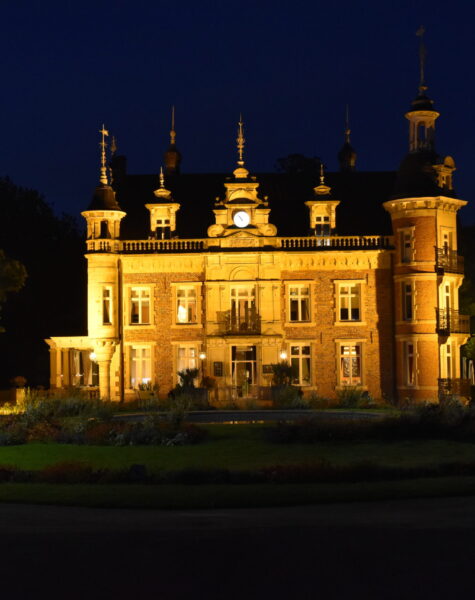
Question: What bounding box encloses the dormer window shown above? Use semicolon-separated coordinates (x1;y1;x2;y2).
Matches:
314;216;330;236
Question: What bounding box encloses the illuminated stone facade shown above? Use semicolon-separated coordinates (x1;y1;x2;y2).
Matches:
46;87;469;404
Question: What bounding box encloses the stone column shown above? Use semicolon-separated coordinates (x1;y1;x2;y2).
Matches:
93;339;118;400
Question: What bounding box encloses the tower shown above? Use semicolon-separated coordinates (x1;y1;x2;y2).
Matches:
207;117;277;238
305;164;340;237
81;126;126;399
164;106;182;175
384;30;468;402
145;167;181;239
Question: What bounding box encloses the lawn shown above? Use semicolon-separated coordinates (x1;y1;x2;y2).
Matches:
0;424;474;473
1;423;475;509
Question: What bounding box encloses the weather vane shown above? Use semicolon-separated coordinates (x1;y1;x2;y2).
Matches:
99;124;109;185
237;115;245;166
416;25;427;91
345;104;351;143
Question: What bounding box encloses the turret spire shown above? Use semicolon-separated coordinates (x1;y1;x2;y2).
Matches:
345;104;351;144
237;115;245;167
338;106;357;172
416;25;427;92
99;124;109;185
170;106;176;146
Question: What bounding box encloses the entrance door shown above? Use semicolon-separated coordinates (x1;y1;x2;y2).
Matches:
231;346;257;396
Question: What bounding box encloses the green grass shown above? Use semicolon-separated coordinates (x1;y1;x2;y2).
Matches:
0;424;474;473
1;423;475;509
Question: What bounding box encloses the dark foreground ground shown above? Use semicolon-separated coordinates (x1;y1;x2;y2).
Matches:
0;496;474;599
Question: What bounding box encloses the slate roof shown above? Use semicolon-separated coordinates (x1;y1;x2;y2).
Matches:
113;168;397;240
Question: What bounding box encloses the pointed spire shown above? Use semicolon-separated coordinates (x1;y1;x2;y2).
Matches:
110;135;117;156
345;104;351;144
416;25;427;93
338;107;357;172
99;124;109;185
159;166;165;189
170;106;176;146
236;115;245;167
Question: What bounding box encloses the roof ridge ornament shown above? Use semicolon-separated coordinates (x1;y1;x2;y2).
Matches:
233;114;249;179
237;114;245;167
314;163;332;196
99;124;109;185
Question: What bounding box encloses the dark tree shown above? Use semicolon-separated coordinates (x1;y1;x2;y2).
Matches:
0;177;86;387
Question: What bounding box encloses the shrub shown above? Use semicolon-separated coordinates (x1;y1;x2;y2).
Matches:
336;386;366;408
272;385;302;408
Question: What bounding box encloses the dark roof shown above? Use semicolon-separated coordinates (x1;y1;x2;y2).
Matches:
114;169;396;239
409;91;436;112
391;151;456;201
88;184;122;211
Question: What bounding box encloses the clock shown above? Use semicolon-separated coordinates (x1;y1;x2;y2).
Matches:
233;210;250;228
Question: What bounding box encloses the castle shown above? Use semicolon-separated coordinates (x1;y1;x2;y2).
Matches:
46;66;470;404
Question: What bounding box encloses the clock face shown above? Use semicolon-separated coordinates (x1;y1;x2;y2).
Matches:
233;210;250;228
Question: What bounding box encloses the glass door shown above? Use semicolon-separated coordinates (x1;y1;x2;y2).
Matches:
231;346;257;396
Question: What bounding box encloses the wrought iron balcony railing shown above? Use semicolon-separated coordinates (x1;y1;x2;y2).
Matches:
436;308;470;335
438;378;471;401
435;247;464;274
219;309;261;335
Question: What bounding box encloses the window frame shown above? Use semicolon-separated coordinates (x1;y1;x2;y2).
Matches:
401;281;414;321
102;286;112;325
337;341;363;387
398;227;415;264
176;343;200;384
171;283;202;328
129;345;153;389
288;284;311;323
129;286;152;326
335;281;363;323
289;344;312;386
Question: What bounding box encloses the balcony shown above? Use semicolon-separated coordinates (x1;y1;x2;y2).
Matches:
435;247;464;274
438;378;472;401
436;308;471;335
219;309;261;335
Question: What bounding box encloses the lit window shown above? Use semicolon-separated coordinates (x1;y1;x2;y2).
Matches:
403;342;415;386
102;287;112;325
338;284;361;321
177;346;198;383
130;288;150;325
339;343;362;386
130;346;151;388
315;216;331;236
177;288;197;323
289;286;310;322
402;283;413;321
290;345;311;385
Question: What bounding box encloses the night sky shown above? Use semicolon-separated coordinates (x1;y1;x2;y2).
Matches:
1;0;474;224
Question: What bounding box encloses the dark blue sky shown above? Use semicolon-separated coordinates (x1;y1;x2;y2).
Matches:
1;0;474;224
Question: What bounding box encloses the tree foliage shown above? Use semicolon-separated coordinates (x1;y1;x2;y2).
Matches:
0;249;27;332
0;177;86;386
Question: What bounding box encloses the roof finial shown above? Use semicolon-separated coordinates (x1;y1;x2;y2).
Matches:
170;106;176;146
99;124;109;185
345;104;351;143
319;163;325;186
237;114;245;166
416;25;427;92
159;166;165;189
110;135;117;156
